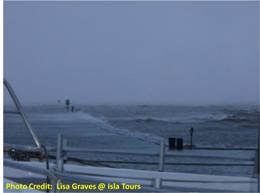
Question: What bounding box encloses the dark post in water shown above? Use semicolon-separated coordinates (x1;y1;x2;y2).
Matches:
190;127;194;149
65;99;70;111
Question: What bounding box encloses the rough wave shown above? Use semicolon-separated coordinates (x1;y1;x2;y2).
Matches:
107;113;229;123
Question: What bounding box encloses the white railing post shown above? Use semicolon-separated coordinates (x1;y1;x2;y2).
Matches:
158;141;165;172
54;133;65;192
154;178;161;189
56;133;64;172
154;141;165;189
63;138;68;163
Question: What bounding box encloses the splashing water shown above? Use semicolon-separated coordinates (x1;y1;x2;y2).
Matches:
78;111;164;145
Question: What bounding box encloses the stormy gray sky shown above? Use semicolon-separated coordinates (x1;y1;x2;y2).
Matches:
4;1;259;105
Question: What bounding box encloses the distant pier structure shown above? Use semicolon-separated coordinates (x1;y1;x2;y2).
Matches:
65;99;70;111
64;99;76;112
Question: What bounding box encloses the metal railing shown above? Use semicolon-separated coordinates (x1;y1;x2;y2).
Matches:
4;79;41;148
4;132;259;192
9;133;248;191
4;140;257;192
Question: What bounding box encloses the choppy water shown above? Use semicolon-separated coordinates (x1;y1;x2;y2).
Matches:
4;104;259;177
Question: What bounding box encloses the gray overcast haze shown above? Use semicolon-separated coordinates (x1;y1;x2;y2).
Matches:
4;1;259;105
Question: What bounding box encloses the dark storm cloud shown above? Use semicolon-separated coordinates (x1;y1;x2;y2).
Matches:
4;1;259;105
